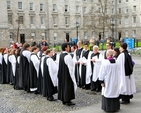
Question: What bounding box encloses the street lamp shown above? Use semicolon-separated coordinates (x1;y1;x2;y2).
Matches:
111;19;115;48
76;22;79;43
16;18;20;42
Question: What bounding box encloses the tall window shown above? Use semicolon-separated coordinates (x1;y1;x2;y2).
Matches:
112;8;114;14
40;4;43;11
30;3;33;10
119;0;121;3
76;17;80;23
119;8;121;13
53;17;57;25
83;7;87;13
8;15;12;24
84;32;87;39
54;33;57;40
133;30;136;37
133;6;136;12
125;30;128;37
7;1;11;9
125;17;128;24
40;17;44;24
65;5;69;12
30;16;34;24
76;6;80;13
126;0;128;2
19;16;23;24
18;2;22;10
65;17;69;25
133;16;136;23
119;18;121;25
125;7;128;13
53;4;57;11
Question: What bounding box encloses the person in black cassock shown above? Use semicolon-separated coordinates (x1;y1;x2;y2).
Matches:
58;42;77;106
42;49;58;101
19;43;31;91
0;48;3;84
29;47;40;93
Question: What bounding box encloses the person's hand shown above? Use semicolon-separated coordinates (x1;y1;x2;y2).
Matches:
91;59;95;62
81;62;84;65
75;62;79;64
101;83;104;87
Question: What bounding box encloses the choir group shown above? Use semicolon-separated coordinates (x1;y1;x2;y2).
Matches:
0;40;136;112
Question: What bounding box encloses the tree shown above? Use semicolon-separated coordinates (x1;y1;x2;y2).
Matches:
85;0;114;40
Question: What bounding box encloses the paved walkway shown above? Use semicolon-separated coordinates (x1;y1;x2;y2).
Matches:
0;55;140;113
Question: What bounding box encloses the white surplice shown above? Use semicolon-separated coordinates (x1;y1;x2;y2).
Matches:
0;53;2;64
92;54;103;82
79;50;92;84
46;56;58;87
98;59;120;98
116;53;136;95
9;55;16;76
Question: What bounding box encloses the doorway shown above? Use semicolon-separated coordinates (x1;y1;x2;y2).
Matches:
118;32;121;40
66;33;69;42
20;34;25;44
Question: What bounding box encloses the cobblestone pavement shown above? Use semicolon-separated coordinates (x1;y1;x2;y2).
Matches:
0;56;140;113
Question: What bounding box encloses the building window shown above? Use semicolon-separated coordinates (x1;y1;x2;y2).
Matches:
18;2;22;10
65;5;69;12
30;3;33;11
119;18;121;25
99;8;101;13
92;31;94;38
76;17;80;23
53;17;57;25
54;33;57;40
119;8;121;13
40;4;43;11
84;32;87;39
125;17;128;24
125;30;128;37
41;17;44;24
19;16;24;24
133;30;136;37
133;6;136;12
8;15;12;24
65;17;69;25
91;0;94;2
125;7;128;13
53;4;57;12
31;33;35;39
119;0;121;3
30;16;34;24
7;1;11;9
76;6;80;13
133;16;136;23
41;33;45;39
126;0;128;2
112;8;114;14
91;7;94;13
83;7;87;13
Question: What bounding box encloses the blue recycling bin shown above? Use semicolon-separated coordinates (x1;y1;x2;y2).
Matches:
71;38;78;45
123;38;135;50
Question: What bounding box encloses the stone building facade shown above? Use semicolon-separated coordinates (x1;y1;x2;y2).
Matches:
0;0;141;47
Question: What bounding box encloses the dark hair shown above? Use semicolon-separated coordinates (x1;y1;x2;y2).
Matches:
61;43;69;51
23;43;30;50
46;49;52;55
114;48;120;56
120;42;127;50
31;47;38;52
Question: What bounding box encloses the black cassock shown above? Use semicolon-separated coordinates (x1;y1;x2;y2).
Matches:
42;57;57;98
19;51;30;92
7;55;14;84
75;48;83;86
51;53;57;61
0;62;2;84
1;55;7;84
58;53;75;102
29;54;38;92
14;57;20;89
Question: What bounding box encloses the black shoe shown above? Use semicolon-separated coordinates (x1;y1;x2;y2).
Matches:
47;96;57;101
34;91;40;94
120;101;129;104
82;86;85;89
65;101;75;106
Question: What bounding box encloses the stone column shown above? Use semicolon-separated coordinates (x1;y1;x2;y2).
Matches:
0;0;9;47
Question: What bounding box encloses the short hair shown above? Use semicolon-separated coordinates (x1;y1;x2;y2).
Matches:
106;49;114;57
61;43;69;51
46;49;52;55
120;42;127;50
93;45;99;50
31;47;38;52
106;42;112;46
23;43;30;50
